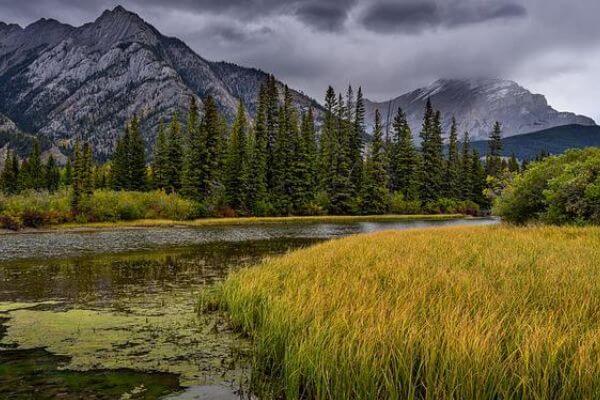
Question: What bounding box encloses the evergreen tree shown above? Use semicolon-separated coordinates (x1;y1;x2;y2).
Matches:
71;141;83;209
202;96;225;199
486;121;503;178
300;107;318;201
389;107;419;199
82;142;94;197
27;140;44;190
271;87;295;213
165;114;183;193
329;93;354;214
1;150;18;194
460;132;473;200
63;158;73;187
151;120;169;190
265;75;280;193
362;110;390;214
319;86;337;195
419;100;444;202
471;149;487;206
128;115;147;191
224;100;249;212
182;97;206;200
112;126;130;190
45;154;60;193
445;117;461;198
247;84;269;214
350;87;365;196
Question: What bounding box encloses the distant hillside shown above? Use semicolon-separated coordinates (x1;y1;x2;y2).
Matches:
469;124;600;160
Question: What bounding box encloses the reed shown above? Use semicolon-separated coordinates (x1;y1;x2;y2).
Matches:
213;225;600;399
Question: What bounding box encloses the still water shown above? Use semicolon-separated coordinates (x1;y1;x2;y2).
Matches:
0;218;497;399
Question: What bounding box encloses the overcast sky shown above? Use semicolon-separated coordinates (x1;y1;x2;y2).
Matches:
1;0;598;121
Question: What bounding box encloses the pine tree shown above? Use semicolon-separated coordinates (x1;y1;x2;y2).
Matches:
112;127;130;190
247;84;269;214
460;132;473;200
151;120;169;190
45;154;60;193
389;107;419;199
224;100;249;212
81;142;94;197
419;100;444;202
486;121;503;178
265;75;280;194
471;149;487;206
202;96;225;199
350;87;365;196
128;115;147;191
27;140;44;190
63;158;73;187
182;97;206;200
71;141;83;209
1;150;18;194
329;92;354;214
300;107;318;201
165;114;183;193
319;86;337;195
445;117;461;198
362;109;390;214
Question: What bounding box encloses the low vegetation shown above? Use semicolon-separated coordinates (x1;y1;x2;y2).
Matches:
0;190;199;230
207;225;600;399
494;147;600;224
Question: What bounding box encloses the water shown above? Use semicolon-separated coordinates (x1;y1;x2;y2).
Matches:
0;218;497;399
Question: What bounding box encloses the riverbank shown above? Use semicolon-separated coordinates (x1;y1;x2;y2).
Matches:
0;214;466;235
209;225;600;399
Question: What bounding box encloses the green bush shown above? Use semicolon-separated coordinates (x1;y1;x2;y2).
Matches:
494;148;600;224
0;190;71;228
389;192;422;215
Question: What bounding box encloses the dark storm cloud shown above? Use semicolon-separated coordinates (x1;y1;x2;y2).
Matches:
360;0;527;34
294;2;352;32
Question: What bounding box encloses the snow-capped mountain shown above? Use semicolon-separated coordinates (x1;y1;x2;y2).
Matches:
0;6;319;158
365;78;596;140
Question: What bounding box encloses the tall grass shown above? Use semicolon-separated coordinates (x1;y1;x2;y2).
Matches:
212;225;600;399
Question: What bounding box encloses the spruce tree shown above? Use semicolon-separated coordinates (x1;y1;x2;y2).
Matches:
471;149;487;206
329;93;354;214
202;96;225;199
151;120;169;190
81;142;94;197
1;151;18;194
362;109;390;214
45;154;60;193
389;107;419;199
165;114;184;193
319;86;337;195
265;75;280;194
128;115;147;191
224;100;249;212
445;117;461;198
27;140;44;190
350;87;365;196
71;141;83;209
300;107;318;202
64;158;73;187
182;97;206;200
247;84;269;214
460;132;473;200
486;121;503;178
419;100;444;202
112;127;130;191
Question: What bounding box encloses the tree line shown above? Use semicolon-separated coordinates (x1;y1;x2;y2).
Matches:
1;76;519;216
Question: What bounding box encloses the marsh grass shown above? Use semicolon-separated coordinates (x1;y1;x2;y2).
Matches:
213;225;600;399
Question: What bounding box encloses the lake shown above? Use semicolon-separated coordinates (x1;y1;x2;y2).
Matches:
0;217;497;399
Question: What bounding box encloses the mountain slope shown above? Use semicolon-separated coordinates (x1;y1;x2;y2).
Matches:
0;6;318;158
365;78;596;141
469;124;600;160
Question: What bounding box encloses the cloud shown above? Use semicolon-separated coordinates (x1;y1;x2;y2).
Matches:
360;0;527;34
294;2;353;32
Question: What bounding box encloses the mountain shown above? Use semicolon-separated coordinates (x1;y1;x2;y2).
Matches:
0;6;319;158
365;78;596;141
468;124;600;161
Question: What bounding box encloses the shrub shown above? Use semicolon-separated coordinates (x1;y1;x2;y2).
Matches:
389;192;422;215
495;148;600;224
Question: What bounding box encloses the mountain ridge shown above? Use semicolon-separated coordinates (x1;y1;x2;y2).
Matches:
365;78;595;140
0;6;319;158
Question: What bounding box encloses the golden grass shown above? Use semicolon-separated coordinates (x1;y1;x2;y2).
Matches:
48;214;464;231
212;225;600;399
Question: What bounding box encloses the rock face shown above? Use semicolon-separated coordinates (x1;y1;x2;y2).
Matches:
0;6;318;158
365;78;596;140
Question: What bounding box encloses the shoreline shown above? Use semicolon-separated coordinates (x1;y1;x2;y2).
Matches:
0;214;470;235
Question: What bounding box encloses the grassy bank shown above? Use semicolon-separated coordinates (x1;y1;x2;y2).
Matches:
53;214;464;230
208;225;600;399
